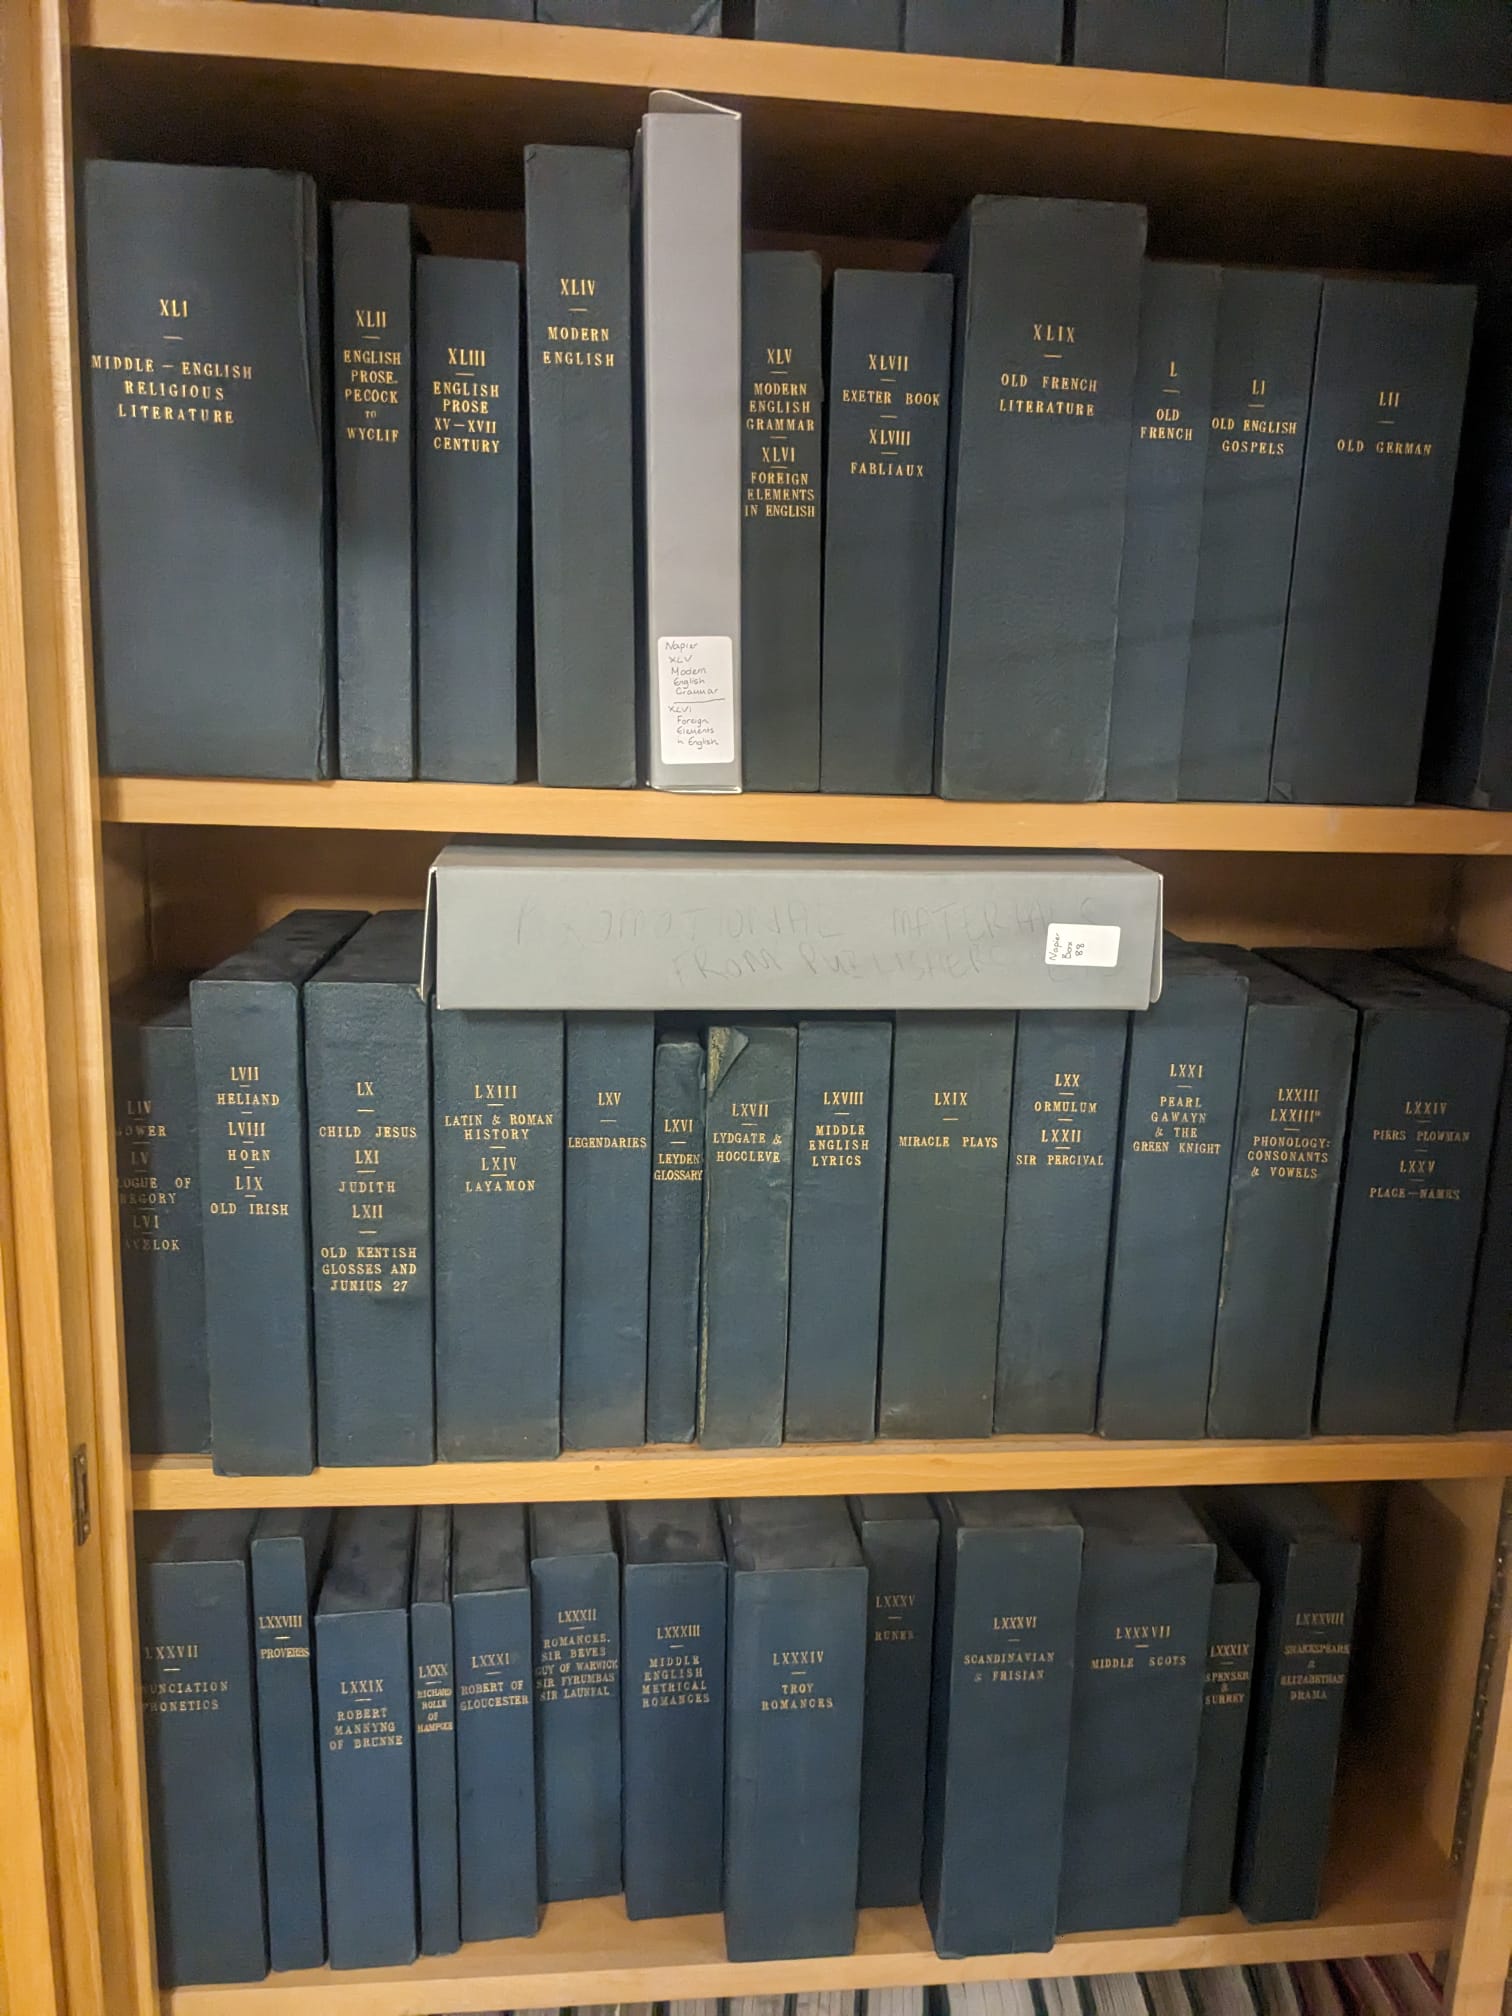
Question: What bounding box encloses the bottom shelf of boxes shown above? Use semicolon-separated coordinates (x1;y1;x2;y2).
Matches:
164;1766;1451;2016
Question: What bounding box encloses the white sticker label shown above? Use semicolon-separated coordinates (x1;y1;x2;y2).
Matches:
658;635;735;766
1046;923;1121;968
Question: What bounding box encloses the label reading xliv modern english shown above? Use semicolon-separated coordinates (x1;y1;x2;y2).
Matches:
1046;923;1121;969
658;635;735;767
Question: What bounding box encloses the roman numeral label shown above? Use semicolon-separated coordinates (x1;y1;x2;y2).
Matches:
1033;323;1075;344
448;346;487;366
597;1089;622;1107
1054;1071;1082;1089
158;297;188;318
762;445;796;464
354;307;387;330
356;1079;375;1097
868;352;909;372
560;276;597;297
1170;1062;1205;1080
766;345;793;366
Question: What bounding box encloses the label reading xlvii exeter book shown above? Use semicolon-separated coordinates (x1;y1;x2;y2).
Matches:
658;636;735;765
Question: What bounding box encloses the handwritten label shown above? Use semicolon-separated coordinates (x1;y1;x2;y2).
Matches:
658;635;735;767
1045;923;1120;968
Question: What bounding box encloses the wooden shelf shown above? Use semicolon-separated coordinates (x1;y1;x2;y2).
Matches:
133;1434;1512;1509
157;1769;1454;2014
69;0;1512;266
97;777;1512;855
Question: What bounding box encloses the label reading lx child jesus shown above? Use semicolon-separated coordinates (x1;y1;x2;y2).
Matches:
658;635;735;767
1045;923;1121;969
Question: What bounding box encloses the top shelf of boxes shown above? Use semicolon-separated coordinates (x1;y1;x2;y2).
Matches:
78;5;1512;856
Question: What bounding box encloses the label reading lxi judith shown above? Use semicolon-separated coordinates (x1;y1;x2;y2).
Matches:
1046;923;1121;968
658;635;735;766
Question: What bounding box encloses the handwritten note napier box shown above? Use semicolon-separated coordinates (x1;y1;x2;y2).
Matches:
422;845;1164;1012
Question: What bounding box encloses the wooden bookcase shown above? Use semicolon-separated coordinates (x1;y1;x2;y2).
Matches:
5;6;1512;2014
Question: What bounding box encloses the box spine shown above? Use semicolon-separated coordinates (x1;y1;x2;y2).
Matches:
1233;1531;1360;1922
315;1603;417;1968
194;985;317;1475
433;1010;564;1460
140;1544;266;1985
922;1516;1081;1957
332;202;415;780
1321;0;1512;99
741;251;823;790
1105;263;1220;802
699;1025;798;1447
1420;273;1512;812
307;976;434;1465
80;162;330;779
455;1583;538;1939
531;1546;622;1900
724;1564;869;1960
995;1012;1128;1434
252;1533;326;1970
754;0;901;45
1224;0;1317;81
563;1015;654;1447
1180;1568;1260;1916
622;1555;727;1918
1317;1003;1503;1434
525;147;638;786
934;197;1145;801
903;0;1063;59
1179;269;1320;802
416;256;520;783
1206;998;1354;1439
114;1008;208;1453
785;1020;892;1442
819;271;954;796
1073;0;1225;74
1461;1033;1512;1428
856;1512;938;1909
538;0;721;23
878;1014;1015;1437
1058;1518;1214;1932
647;1037;706;1443
411;1582;460;1955
1099;972;1247;1439
1269;279;1475;806
640;104;744;792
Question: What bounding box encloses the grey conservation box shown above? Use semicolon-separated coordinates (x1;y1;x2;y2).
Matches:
422;845;1164;1010
636;90;744;794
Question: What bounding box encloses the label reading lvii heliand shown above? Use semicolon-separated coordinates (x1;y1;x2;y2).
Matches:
1045;923;1121;969
658;635;736;766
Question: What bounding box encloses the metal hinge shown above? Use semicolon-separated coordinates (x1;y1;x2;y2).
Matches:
71;1444;90;1548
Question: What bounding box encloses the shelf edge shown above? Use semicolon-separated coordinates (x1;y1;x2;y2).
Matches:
97;778;1512;856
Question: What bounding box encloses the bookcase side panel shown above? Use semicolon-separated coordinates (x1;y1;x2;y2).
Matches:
2;0;157;2009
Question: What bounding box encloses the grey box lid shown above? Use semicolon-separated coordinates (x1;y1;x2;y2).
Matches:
422;844;1163;1010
